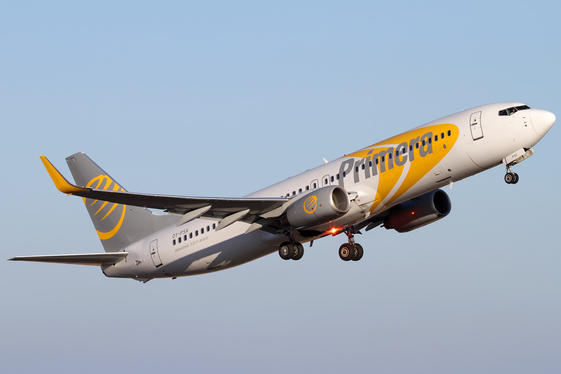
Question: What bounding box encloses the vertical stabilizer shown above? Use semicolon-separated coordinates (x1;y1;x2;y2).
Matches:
65;152;178;252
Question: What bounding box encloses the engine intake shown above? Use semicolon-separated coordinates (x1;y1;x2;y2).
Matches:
285;186;350;229
384;189;451;233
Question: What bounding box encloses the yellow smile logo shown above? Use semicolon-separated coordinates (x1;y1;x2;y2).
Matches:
303;195;318;214
83;175;126;240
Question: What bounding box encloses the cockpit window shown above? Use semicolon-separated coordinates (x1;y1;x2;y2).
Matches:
498;105;530;116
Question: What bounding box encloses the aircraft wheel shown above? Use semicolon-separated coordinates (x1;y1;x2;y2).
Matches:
512;173;519;184
352;243;364;261
504;173;514;184
339;243;353;261
292;243;304;260
279;242;293;260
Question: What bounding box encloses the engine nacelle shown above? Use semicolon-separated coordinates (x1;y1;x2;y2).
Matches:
285;186;351;229
384;189;451;233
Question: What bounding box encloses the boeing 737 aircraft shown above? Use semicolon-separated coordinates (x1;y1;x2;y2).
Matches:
10;103;555;282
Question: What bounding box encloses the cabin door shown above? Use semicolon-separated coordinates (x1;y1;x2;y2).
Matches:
470;111;483;140
150;239;163;268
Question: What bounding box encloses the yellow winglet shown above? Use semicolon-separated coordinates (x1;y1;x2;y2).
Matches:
40;156;86;194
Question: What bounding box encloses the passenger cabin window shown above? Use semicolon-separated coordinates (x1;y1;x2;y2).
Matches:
499;105;530;116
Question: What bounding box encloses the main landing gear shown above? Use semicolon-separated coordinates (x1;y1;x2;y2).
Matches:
504;165;519;184
278;241;304;261
277;228;364;262
338;228;363;262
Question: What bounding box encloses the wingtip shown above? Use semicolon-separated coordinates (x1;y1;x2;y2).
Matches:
40;156;86;194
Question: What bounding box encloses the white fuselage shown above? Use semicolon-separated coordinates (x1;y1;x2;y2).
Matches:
102;103;554;281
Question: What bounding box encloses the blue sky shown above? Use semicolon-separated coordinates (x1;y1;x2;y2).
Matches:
1;1;560;373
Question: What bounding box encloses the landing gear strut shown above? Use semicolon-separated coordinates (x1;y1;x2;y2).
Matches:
338;228;363;261
504;165;519;184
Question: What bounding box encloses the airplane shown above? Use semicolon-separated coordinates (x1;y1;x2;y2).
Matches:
9;103;555;282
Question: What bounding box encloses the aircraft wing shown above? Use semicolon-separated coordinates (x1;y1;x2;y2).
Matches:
9;252;128;266
41;156;289;228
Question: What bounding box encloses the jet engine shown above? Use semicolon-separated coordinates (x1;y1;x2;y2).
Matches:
384;189;451;233
284;186;351;229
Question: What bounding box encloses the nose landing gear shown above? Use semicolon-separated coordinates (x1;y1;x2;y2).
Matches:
504;165;519;184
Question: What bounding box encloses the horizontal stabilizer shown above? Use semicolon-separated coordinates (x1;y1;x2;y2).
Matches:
9;252;128;266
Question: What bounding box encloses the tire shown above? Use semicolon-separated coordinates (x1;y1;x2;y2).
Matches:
279;242;293;260
352;243;364;261
512;173;519;184
339;243;353;261
292;243;304;260
504;173;514;184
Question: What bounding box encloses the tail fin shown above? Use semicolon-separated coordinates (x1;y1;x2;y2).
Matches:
65;152;178;252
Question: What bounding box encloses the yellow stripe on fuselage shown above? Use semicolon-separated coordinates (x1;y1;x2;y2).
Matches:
346;124;459;212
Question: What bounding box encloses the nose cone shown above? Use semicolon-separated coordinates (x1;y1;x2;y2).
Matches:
531;109;556;137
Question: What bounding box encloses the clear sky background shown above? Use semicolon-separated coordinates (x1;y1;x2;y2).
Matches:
1;1;560;373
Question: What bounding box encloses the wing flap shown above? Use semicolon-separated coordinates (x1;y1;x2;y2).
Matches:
9;252;128;266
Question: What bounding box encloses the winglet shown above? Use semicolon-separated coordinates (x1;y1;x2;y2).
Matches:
40;156;86;194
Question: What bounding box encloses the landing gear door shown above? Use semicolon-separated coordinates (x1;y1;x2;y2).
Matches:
150;239;163;268
470;111;483;140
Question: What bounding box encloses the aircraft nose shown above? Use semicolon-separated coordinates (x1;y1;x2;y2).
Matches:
531;109;556;137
